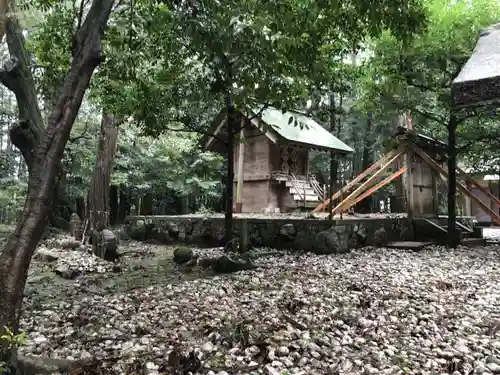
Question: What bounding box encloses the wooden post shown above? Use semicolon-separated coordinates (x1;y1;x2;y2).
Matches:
447;114;458;247
328;150;335;220
464;182;472;216
432;170;439;215
235;118;245;213
405;150;414;219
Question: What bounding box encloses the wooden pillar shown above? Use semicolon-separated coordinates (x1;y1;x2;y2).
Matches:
432;170;439;215
404;150;414;219
328;150;335;220
464;182;472;216
235;119;246;213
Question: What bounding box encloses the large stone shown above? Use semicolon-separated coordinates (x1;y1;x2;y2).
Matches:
314;226;349;254
54;265;80;280
373;227;388;246
279;223;296;240
127;220;146;241
92;229;118;261
167;222;180;238
173;247;194;264
212;254;257;274
118;227;130;241
151;225;172;244
351;223;368;247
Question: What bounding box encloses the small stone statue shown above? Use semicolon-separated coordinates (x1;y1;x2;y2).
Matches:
69;213;83;240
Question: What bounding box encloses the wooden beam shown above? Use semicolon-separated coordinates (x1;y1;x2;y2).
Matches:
235;118;246;213
405;149;415;218
334;167;406;214
205;119;226;149
313;148;401;212
332;150;404;213
456;166;500;208
410;144;500;226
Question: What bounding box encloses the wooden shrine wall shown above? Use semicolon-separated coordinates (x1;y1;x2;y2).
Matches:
411;156;437;216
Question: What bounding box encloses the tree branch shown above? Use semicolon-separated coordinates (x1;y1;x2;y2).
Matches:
410;107;448;126
69;121;90;143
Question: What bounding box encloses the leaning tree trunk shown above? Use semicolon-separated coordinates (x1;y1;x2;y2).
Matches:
87;113;119;258
0;0;115;366
1;2;73;230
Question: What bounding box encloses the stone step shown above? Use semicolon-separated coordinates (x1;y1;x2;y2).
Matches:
285;181;311;188
460;237;486;247
293;194;320;202
289;187;316;195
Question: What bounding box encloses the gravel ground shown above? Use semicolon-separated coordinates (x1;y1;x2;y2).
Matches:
16;241;500;375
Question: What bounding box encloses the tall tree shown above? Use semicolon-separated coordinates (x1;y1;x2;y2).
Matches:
0;0;115;366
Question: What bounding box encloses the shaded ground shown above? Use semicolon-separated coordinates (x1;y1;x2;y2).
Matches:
2;226;500;375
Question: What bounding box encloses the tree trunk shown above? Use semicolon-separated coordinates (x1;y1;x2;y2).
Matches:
358;112;374;213
109;185;118;226
447;114;458;248
76;196;85;220
118;184;129;223
224;92;235;250
0;0;115;365
140;192;153;215
88;114;119;232
1;3;70;229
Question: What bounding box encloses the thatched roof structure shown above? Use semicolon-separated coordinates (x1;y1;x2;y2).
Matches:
452;23;500;108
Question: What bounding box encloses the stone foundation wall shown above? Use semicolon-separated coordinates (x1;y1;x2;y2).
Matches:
124;215;414;253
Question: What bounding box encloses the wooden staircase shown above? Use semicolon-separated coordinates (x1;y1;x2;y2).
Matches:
414;218;485;247
272;172;324;208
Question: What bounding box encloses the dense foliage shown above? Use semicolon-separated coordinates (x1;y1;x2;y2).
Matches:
0;0;499;222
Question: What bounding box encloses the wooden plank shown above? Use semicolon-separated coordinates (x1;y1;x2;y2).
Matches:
313;148;401;212
405;149;415;218
386;241;434;250
456;166;500;208
424;218;448;233
332;150;404;214
456;220;473;233
410;144;500;226
334;167;406;214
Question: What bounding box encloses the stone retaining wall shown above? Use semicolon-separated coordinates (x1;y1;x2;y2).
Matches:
124;215;414;253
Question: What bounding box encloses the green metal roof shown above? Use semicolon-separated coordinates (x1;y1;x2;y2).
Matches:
251;106;354;153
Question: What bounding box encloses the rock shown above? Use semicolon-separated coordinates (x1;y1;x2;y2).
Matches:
212;254;257;274
126;220;146;241
54;265;80;280
173;247;194;264
151;226;172;244
37;249;60;263
167;222;180;238
202;342;215;352
373;227;388;246
277;346;290;356
351;223;368;247
118;227;130;241
279;224;296;240
314;226;349;254
92;229;118;261
487;363;500;374
59;238;82;250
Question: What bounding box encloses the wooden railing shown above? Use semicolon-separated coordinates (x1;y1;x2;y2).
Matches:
289;172;306;203
308;174;324;200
